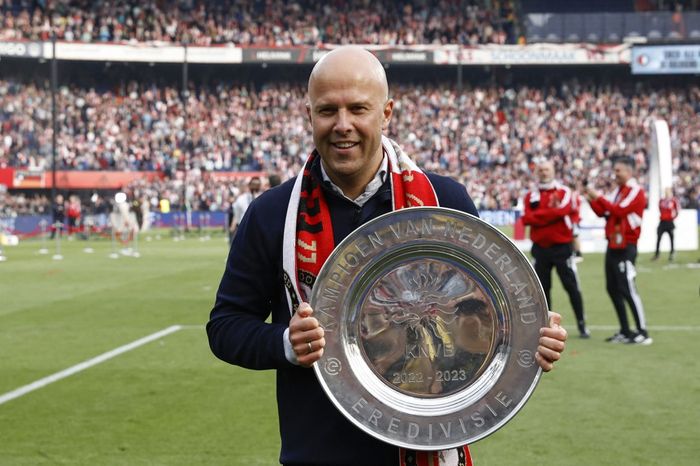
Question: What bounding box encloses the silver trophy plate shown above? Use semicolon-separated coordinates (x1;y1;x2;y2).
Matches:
310;207;547;450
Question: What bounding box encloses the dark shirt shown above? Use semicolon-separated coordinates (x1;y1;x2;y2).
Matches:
207;160;478;465
52;201;65;224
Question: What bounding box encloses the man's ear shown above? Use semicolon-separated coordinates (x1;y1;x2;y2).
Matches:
382;99;394;129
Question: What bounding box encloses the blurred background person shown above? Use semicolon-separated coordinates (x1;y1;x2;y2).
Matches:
66;194;82;238
50;194;66;239
586;156;651;345
653;187;680;262
226;194;237;246
268;173;282;189
231;176;261;236
522;159;589;338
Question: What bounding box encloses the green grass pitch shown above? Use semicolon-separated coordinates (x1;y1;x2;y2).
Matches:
0;230;698;465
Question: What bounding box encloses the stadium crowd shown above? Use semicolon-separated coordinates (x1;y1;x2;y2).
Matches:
0;189;49;216
1;78;699;215
0;0;517;45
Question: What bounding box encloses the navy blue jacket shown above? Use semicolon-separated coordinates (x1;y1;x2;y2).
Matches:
207;161;479;465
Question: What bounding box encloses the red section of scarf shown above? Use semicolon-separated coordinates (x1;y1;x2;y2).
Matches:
296;156;335;284
390;169;438;209
399;446;473;466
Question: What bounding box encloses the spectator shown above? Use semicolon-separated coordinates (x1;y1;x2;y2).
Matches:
231;175;261;234
268;173;281;188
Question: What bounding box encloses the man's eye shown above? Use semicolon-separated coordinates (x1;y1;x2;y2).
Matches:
318;108;335;115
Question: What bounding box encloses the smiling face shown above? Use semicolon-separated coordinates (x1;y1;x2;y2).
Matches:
613;161;633;187
307;47;393;199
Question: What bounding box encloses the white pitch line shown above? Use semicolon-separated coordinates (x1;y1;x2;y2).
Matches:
0;325;182;406
588;325;700;331
180;324;204;330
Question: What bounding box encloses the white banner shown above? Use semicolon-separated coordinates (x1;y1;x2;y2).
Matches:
186;46;242;64
39;41;242;63
0;41;42;58
434;43;630;65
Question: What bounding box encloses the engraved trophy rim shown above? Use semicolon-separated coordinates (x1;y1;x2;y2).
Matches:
311;206;547;450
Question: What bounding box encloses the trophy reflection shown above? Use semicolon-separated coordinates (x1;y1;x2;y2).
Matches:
359;259;497;397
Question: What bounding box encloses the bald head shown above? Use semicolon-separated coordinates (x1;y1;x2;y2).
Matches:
305;46;394;200
308;46;389;102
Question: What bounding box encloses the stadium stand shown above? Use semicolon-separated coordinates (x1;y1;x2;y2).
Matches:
0;189;49;216
0;0;518;45
1;74;698;212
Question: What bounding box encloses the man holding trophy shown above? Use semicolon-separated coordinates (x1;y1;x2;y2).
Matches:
208;46;567;465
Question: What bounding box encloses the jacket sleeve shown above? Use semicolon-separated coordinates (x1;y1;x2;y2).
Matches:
521;191;571;226
521;192;538;226
588;196;608;217
207;197;294;371
522;189;574;226
594;186;645;217
532;189;574;224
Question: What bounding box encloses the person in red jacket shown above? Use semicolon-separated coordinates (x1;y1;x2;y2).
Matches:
653;187;680;262
523;160;589;338
586;156;651;345
66;194;82;237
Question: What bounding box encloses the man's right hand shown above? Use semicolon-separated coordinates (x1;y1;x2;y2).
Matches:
585;186;600;201
288;302;326;367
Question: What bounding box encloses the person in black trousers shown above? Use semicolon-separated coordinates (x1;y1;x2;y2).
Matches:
522;160;588;338
587;156;651;345
653;187;680;262
50;193;65;239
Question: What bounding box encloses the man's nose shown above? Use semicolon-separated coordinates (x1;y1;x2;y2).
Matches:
333;109;352;134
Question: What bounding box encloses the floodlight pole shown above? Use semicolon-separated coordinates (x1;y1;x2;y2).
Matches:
51;33;58;218
456;47;463;172
181;42;189;229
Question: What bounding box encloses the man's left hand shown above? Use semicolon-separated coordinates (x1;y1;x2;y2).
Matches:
536;311;567;372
